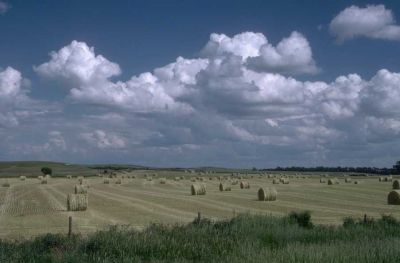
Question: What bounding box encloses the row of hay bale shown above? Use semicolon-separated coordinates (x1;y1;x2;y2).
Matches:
388;179;400;205
191;183;279;201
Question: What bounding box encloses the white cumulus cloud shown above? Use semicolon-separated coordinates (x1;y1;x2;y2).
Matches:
330;5;400;42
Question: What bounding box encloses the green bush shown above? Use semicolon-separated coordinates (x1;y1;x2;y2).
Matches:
289;210;313;228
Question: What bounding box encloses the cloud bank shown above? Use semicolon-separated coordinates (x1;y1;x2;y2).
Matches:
1;29;400;167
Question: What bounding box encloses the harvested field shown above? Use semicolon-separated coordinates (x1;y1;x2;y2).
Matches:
0;172;399;239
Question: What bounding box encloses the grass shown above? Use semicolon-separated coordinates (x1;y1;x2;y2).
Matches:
1;213;400;262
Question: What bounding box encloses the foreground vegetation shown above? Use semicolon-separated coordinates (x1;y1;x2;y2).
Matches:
1;213;400;262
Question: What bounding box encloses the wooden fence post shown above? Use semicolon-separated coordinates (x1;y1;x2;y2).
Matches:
68;216;72;237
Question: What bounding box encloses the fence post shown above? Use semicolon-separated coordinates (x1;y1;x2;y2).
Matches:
197;212;201;222
68;216;72;237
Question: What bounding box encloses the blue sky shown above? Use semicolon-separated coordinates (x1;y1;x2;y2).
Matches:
1;1;400;168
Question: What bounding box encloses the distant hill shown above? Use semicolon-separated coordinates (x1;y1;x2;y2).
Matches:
0;161;97;178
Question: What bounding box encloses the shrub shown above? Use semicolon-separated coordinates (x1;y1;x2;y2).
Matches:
289;211;313;228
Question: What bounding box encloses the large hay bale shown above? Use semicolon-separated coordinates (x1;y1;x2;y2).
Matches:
67;175;72;179
103;178;110;184
115;178;122;184
272;179;280;184
174;177;180;181
20;176;26;181
240;181;250;189
328;178;339;185
191;183;206;195
38;175;43;180
74;185;88;194
2;181;10;187
379;177;384;182
219;183;231;191
258;187;277;201
385;176;393;182
190;177;196;182
231;180;238;185
78;176;84;185
393;180;400;190
320;178;326;183
67;194;88;211
41;178;48;184
281;178;289;184
159;178;167;184
345;178;352;183
354;180;361;184
388;190;400;205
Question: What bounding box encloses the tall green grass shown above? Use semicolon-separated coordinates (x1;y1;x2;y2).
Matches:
1;213;400;262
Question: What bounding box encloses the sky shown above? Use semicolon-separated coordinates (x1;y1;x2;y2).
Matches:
1;0;400;168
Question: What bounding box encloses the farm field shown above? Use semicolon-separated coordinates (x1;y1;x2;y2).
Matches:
0;171;399;239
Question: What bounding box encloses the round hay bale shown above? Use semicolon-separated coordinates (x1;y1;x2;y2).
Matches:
328;178;339;185
384;176;393;182
174;177;180;181
191;183;206;195
354;180;361;184
2;181;10;187
267;187;277;201
345;178;352;183
392;180;400;190
281;178;289;184
159;178;167;184
320;178;326;183
219;183;231;191
103;178;110;184
74;185;88;194
388;190;400;205
240;181;250;189
190;178;196;182
272;179;280;184
77;176;84;185
41;178;48;184
66;175;72;179
115;178;122;184
38;175;43;180
379;177;384;182
20;176;26;181
258;187;277;201
67;194;88;211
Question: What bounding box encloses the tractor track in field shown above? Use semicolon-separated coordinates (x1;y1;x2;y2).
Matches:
89;188;196;221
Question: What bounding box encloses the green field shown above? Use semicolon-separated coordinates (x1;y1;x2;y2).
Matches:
0;161;97;178
0;168;398;239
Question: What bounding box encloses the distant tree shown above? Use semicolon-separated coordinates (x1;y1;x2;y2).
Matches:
41;167;52;175
394;161;400;171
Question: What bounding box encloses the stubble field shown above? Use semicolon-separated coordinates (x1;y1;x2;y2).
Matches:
0;170;398;239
